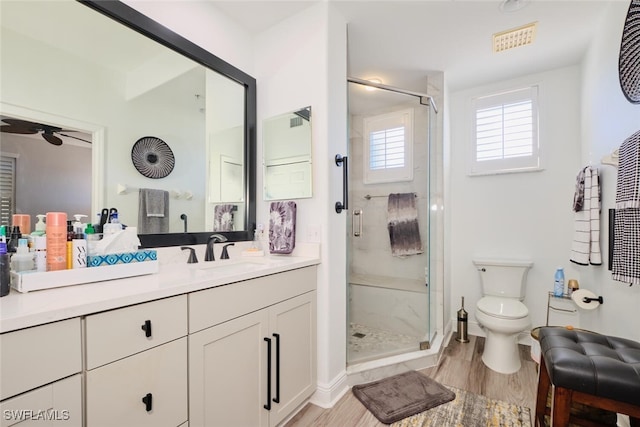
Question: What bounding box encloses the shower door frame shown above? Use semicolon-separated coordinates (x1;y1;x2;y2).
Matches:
346;76;441;366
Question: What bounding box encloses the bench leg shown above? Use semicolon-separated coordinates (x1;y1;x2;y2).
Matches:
535;358;551;427
551;386;572;427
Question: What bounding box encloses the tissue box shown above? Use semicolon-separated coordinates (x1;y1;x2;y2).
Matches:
87;250;157;267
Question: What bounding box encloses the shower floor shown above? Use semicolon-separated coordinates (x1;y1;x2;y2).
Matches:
348;323;422;364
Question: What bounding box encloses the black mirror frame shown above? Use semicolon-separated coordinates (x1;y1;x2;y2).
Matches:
79;0;257;247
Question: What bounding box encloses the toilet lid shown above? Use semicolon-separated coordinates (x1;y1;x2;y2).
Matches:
477;296;528;319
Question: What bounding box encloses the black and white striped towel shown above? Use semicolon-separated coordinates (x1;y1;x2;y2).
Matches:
388;193;423;257
612;130;640;285
570;167;602;265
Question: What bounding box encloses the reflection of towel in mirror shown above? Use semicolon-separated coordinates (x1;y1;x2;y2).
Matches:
569;167;601;266
138;189;169;234
612;130;640;285
388;193;423;257
213;204;236;232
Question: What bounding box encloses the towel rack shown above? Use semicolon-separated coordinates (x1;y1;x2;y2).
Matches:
117;183;193;200
364;193;418;200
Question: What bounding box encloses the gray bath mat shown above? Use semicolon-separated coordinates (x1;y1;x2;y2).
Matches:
352;370;456;424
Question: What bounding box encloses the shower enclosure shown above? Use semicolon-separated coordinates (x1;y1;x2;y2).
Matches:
346;77;441;366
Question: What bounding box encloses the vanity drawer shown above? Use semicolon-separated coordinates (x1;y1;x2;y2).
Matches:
0;318;81;400
189;266;316;333
85;294;187;369
86;337;187;427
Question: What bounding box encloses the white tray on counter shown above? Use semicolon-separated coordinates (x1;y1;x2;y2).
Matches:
10;261;159;293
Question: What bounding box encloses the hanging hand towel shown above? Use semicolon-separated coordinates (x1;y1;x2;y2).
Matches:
138;188;169;234
387;193;423;257
269;201;296;254
612;130;640;285
213;204;236;232
570;167;602;265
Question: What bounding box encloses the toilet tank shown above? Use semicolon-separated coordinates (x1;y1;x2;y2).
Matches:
473;258;533;299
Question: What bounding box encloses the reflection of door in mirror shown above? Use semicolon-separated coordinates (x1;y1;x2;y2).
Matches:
263;107;312;201
206;70;245;231
0;114;92;233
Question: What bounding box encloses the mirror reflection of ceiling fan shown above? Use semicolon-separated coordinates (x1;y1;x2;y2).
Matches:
0;118;91;146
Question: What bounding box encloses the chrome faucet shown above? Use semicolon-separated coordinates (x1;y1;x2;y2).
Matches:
205;234;228;261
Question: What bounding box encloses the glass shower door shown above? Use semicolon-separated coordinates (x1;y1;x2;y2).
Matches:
346;80;436;365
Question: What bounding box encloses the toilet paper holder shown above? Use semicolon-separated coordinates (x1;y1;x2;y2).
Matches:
582;296;604;304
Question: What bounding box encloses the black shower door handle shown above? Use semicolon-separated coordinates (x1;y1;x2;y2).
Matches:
335;154;348;213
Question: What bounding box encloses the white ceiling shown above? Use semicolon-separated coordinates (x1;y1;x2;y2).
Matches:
212;0;616;92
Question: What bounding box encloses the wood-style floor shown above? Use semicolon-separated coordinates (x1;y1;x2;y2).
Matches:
286;335;538;426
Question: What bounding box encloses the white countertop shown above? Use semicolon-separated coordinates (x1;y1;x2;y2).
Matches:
0;242;320;333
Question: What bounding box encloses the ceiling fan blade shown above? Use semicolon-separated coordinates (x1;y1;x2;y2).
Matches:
42;132;63;146
1;118;41;129
0;126;39;135
58;133;92;144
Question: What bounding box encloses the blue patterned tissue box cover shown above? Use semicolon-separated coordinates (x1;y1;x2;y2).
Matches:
87;250;157;267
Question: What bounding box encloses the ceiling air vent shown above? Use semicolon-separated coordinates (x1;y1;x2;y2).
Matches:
493;22;537;53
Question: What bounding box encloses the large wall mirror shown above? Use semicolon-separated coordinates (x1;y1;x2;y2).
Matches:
0;0;256;247
263;106;312;200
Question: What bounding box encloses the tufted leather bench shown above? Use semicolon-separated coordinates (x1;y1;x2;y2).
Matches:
534;327;640;427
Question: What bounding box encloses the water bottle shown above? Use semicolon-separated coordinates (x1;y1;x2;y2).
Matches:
554;267;565;297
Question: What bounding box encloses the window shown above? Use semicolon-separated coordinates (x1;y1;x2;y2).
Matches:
363;109;414;183
470;86;539;175
0;155;16;226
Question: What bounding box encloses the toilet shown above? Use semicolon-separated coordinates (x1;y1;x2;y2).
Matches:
473;258;533;374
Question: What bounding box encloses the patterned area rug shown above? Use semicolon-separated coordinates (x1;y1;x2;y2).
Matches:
392;386;531;427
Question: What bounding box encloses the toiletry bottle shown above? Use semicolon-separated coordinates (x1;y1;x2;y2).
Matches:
11;238;34;273
46;212;67;271
73;214;87;236
84;223;99;259
34;236;47;272
0;225;6;243
7;226;21;253
32;214;46;236
72;233;87;269
66;220;74;269
0;242;9;297
12;214;30;236
554;267;565;297
103;212;123;236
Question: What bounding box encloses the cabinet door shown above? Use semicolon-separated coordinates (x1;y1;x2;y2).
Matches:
86;337;187;427
268;292;317;427
189;310;269;427
0;374;82;427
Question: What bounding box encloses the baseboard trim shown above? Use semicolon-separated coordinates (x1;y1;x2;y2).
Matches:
309;370;349;409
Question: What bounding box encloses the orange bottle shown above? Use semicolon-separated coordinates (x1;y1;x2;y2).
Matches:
46;212;67;271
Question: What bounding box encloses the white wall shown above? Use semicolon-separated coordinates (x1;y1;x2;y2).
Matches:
253;3;348;406
448;65;583;338
578;1;640;341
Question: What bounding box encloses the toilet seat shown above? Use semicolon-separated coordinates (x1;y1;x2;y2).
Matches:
477;296;528;320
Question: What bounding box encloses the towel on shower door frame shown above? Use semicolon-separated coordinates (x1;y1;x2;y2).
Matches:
387;192;423;257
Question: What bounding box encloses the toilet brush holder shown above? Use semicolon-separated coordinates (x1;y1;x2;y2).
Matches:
456;296;470;343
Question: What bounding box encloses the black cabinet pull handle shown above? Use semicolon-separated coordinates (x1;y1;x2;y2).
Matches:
142;393;152;412
273;333;280;404
264;337;272;410
141;320;152;338
335;154;348;213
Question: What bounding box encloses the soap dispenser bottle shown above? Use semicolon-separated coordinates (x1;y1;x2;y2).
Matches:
32;215;46;236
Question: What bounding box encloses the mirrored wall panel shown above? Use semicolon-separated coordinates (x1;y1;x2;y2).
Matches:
263;107;312;200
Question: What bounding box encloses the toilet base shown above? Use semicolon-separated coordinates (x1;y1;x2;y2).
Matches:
482;329;521;374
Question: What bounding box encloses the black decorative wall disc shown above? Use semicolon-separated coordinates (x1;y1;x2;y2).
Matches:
619;0;640;103
131;136;175;179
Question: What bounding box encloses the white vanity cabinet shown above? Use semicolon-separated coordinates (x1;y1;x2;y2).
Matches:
84;295;188;427
0;318;82;427
188;267;317;427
